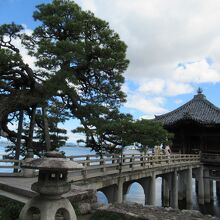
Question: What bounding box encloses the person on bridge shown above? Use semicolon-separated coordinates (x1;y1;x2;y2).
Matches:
164;145;171;157
154;145;161;155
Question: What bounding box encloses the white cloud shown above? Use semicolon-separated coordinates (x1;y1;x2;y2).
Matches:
138;79;165;95
140;114;155;120
65;128;85;143
11;28;37;70
76;0;220;80
174;99;183;105
174;59;220;83
138;79;193;96
165;81;194;96
75;0;220;116
125;94;167;115
8;1;220;117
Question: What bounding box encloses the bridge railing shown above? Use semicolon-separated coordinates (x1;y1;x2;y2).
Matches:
67;153;200;179
0;153;200;178
201;153;220;164
0;158;23;176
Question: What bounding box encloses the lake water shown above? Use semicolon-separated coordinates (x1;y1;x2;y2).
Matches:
0;144;220;216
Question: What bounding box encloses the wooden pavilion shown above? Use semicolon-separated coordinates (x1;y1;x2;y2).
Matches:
155;89;220;154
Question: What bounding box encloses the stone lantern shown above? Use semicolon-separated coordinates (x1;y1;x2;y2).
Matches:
19;151;83;220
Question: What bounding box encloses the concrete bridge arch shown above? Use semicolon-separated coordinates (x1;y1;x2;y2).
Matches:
98;184;118;204
123;180;145;203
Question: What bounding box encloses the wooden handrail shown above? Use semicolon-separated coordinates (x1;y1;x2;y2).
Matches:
0;153;200;176
201;153;220;162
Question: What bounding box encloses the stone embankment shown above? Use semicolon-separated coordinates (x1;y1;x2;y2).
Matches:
95;203;220;220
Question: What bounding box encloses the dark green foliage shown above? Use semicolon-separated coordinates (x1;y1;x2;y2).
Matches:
71;203;81;216
4;99;69;157
24;0;128;108
0;0;129;157
5;143;25;159
0;196;24;220
73;109;134;154
34;98;69;152
74;108;173;154
132;119;173;154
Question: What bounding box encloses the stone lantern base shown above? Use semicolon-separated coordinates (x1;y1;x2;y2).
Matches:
19;195;77;220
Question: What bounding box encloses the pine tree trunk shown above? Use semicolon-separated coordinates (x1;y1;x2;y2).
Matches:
14;110;24;173
26;106;36;155
42;106;51;152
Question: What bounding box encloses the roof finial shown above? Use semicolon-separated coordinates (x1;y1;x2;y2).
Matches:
197;87;203;94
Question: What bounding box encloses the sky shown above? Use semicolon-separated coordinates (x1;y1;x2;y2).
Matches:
1;0;220;142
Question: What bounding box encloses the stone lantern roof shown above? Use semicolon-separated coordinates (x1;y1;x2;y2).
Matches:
22;151;83;171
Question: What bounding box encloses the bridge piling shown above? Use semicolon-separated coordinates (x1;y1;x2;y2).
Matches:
148;172;156;206
116;178;124;203
210;180;214;201
170;170;178;208
162;175;170;207
198;166;204;205
141;178;150;205
204;169;211;203
101;185;117;204
186;167;193;209
216;181;220;196
178;172;185;201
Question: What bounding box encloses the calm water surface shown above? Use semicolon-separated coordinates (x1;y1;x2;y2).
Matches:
0;144;220;216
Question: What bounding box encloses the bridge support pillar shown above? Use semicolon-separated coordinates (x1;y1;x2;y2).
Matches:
178;172;185;201
142;178;150;205
195;180;198;195
198;166;204;205
210;180;214;200
162;176;170;207
216;181;220;196
210;180;214;201
186;167;192;209
101;185;117;204
147;172;156;205
170;170;178;208
116;178;124;203
204;169;211;203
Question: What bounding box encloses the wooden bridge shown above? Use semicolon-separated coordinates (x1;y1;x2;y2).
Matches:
0;153;217;209
0;153;200;177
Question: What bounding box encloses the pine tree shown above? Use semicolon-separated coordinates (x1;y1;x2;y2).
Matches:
0;0;129;155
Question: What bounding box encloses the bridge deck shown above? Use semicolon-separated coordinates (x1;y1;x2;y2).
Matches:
0;177;36;202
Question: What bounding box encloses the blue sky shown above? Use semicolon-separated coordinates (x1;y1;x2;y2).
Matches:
1;0;220;142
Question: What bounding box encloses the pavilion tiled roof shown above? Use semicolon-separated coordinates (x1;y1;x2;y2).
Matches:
155;92;220;126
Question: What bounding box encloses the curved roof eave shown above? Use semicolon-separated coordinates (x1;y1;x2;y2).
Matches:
155;93;220;126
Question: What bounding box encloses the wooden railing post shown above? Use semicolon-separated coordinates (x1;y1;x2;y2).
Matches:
112;154;115;164
101;158;106;172
158;155;162;165
82;163;87;178
140;154;144;167
86;155;90;167
123;154;126;163
150;155;154;166
117;155;120;164
118;154;123;174
130;154;134;169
